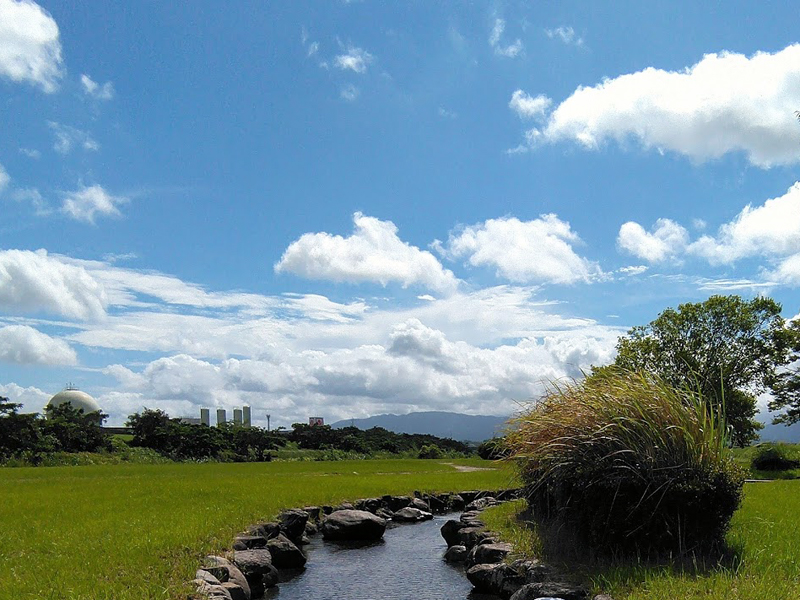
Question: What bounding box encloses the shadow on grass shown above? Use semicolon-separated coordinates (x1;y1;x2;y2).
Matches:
513;506;745;592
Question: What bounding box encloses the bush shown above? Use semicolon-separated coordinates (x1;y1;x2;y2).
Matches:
505;370;745;555
477;437;509;460
418;444;443;459
751;443;800;471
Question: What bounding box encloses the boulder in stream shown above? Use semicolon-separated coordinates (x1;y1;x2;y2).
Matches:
267;534;307;568
204;556;251;600
392;507;433;522
321;509;387;541
509;582;590;600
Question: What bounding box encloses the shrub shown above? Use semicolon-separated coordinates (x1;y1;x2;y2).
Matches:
751;443;800;471
505;370;745;555
477;437;509;460
418;444;443;459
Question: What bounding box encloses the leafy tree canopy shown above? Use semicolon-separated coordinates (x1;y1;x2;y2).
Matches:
605;295;798;446
768;319;800;425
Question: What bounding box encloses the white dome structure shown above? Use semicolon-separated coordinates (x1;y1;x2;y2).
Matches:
48;386;101;414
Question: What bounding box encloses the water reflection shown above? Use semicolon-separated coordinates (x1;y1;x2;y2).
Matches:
268;514;496;600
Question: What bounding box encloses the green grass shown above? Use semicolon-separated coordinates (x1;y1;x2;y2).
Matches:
0;458;513;600
483;480;800;600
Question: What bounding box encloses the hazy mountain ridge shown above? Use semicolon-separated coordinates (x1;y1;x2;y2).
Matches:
331;411;509;442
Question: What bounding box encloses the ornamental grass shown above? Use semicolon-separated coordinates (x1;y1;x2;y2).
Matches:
505;369;745;555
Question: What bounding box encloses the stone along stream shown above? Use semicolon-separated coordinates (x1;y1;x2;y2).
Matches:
269;513;495;600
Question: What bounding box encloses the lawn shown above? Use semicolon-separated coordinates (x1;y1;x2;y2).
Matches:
482;480;800;600
0;458;514;600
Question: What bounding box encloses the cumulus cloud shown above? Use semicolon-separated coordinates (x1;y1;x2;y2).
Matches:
617;218;689;263
275;212;460;293
334;46;373;73
80;73;114;100
340;84;359;101
0;249;108;319
441;215;601;285
509;90;551;120
48;122;99;154
0;382;50;413
518;44;800;167
61;184;127;223
0;325;77;365
690;182;800;264
0;0;63;92
489;18;523;58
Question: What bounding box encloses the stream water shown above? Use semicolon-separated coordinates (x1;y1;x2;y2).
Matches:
268;513;495;600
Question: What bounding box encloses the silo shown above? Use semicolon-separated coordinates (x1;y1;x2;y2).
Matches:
216;408;226;426
242;406;251;427
233;408;243;425
200;408;210;426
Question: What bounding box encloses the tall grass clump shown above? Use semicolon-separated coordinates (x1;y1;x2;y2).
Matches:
505;370;745;555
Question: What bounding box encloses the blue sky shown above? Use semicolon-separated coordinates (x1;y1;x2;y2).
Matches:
1;0;799;432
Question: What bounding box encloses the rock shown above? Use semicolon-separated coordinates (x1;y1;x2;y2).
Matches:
410;497;430;512
459;490;480;504
509;582;589;600
278;509;309;540
196;570;223;585
266;534;307;568
593;596;615;600
303;506;321;522
460;510;483;524
376;508;394;520
457;526;491;549
465;563;505;594
304;521;318;535
221;582;248;600
355;497;383;513
206;555;250;600
321;505;333;515
443;545;468;563
465;542;513;568
233;549;278;598
248;522;280;540
193;578;233;600
204;556;251;600
448;494;465;511
382;495;412;512
321;509;387;541
440;519;465;546
392;507;433;522
466;496;497;511
232;535;268;550
335;502;355;511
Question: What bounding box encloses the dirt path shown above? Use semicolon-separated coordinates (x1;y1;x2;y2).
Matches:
442;462;496;472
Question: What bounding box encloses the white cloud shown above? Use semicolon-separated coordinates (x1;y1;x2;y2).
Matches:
275;212;460;293
618;265;648;276
441;215;601;285
0;0;63;92
48;121;99;154
520;44;800;167
0;249;108;319
617;218;689;263
19;147;40;159
80;73;114;100
340;84;359;101
509;90;551;120
12;187;48;214
769;254;800;285
0;163;9;194
0;324;77;365
489;18;523;58
545;26;583;46
0;382;50;413
334;46;373;73
61;184;127;223
690;182;800;264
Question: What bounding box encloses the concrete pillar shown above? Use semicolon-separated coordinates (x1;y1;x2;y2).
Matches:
233;408;243;425
200;408;210;426
242;405;251;427
216;408;226;426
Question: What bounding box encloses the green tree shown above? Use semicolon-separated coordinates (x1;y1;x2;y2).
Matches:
43;403;111;453
608;295;796;446
0;397;53;458
768;319;800;424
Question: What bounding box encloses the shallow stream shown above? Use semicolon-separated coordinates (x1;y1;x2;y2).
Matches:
269;513;494;600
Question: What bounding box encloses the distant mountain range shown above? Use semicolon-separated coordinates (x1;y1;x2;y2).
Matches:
331;411;509;442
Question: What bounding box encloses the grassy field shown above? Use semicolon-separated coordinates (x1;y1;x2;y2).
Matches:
0;458;513;600
483;480;800;600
